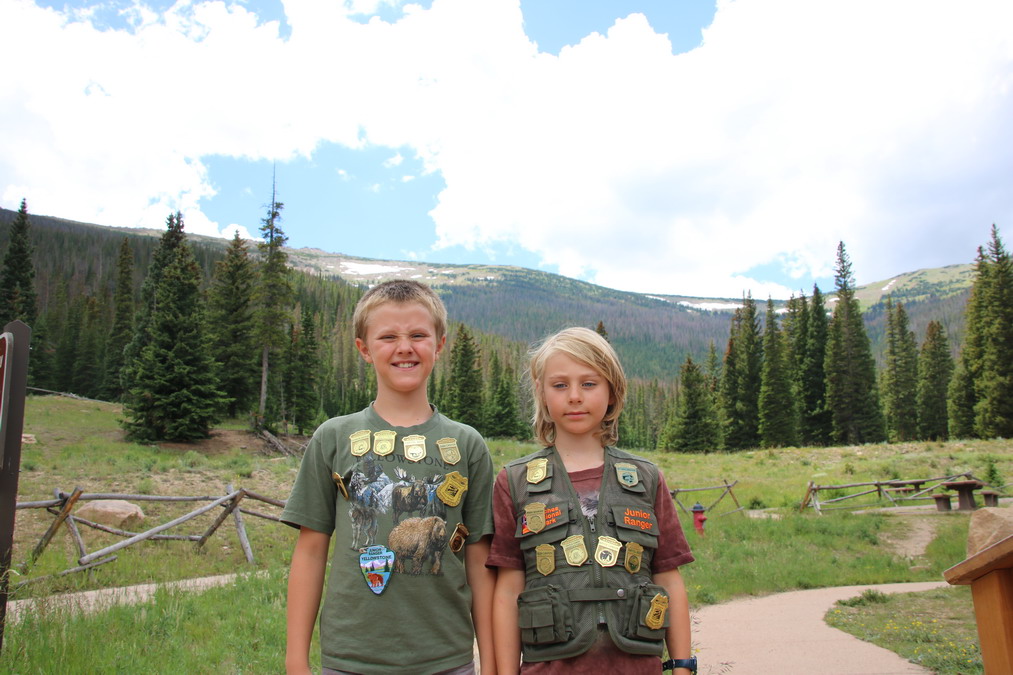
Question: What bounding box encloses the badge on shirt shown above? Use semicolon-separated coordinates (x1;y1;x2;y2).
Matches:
373;430;396;456
436;437;461;465
449;522;470;553
403;434;427;462
535;544;556;576
436;471;469;507
615;462;640;488
349;429;371;456
332;472;349;500
645;593;669;630
595;536;622;568
359;545;395;595
561;535;588;566
624;542;644;574
524;502;546;533
526;458;548;484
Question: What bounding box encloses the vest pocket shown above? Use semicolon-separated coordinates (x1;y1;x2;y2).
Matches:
624;583;670;641
517;585;574;646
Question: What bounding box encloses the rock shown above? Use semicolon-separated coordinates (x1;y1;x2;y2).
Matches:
76;500;145;529
967;503;1013;557
21;434;36;444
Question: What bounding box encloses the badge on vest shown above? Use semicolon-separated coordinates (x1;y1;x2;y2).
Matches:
624;542;644;573
359;545;395;595
332;472;350;500
535;544;556;576
403;434;427;462
449;522;470;553
437;437;461;465
524;502;546;533
561;535;588;566
437;471;469;507
373;430;396;456
595;536;622;567
349;429;371;456
526;458;549;484
615;462;640;488
645;593;669;630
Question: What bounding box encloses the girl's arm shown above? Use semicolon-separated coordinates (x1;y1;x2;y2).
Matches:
286;527;331;675
654;568;693;675
492;567;526;675
466;536;497;675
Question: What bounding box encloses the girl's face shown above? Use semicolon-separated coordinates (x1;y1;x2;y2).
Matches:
539;351;614;443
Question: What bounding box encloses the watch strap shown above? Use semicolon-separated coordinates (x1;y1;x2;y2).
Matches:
662;657;698;673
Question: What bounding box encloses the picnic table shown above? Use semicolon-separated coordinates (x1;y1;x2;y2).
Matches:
941;479;985;511
945;533;1013;672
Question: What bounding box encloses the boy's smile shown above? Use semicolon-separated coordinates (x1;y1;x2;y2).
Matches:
356;302;445;396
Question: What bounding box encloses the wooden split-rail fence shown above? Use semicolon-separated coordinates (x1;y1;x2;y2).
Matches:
13;485;286;590
670;479;745;517
800;472;978;514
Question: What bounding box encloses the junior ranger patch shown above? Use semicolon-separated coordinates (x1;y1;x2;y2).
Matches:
526;458;549;484
359;545;395;595
436;471;469;507
644;593;669;630
624;542;644;573
449;522;470;553
615;462;640;488
524;502;546;533
373;430;396;456
349;429;371;456
402;434;427;462
561;535;588;566
436;437;461;465
594;536;622;567
535;544;556;576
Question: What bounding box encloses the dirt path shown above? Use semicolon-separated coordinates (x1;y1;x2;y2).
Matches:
880;513;938;559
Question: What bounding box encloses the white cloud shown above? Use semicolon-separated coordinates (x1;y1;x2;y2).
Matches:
2;0;1011;297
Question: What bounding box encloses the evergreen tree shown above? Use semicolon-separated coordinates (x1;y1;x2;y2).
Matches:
799;285;831;446
208;231;258;418
824;242;885;444
0;198;37;327
882;298;919;442
758;297;798;447
595;321;610;342
949;247;988;438
973;225;1013;438
121;216;227;441
286;311;320;435
253;182;293;427
102;237;135;400
917;320;953;440
72;296;104;398
445;323;484;430
719;293;762;450
669;356;720;452
485;353;526;438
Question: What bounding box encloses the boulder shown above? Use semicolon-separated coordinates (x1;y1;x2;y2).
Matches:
967;503;1013;557
76;500;145;529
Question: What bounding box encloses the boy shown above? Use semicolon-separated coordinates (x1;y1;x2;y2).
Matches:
282;279;496;675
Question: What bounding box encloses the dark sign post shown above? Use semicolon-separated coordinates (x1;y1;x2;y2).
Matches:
0;321;31;655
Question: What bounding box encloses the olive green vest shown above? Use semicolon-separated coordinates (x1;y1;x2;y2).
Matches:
505;446;671;662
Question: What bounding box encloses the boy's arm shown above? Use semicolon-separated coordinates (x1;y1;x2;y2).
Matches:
286;527;331;675
492;567;525;675
466;536;497;675
654;568;693;675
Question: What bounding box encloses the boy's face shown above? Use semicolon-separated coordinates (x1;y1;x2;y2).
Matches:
355;301;445;397
538;351;614;442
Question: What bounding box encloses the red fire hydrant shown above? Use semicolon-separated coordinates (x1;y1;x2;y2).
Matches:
691;502;707;536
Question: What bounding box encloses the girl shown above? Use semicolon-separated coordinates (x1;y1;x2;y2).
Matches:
489;327;696;674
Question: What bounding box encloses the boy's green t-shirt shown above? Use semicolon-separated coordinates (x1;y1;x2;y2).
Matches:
282;405;494;674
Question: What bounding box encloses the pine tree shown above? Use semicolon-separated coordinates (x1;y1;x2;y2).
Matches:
882;299;919;442
72;296;104;399
973;225;1013;438
758;297;798;448
485;353;526;438
824;242;886;444
121;215;227;441
917;320;953;440
669;356;720;452
595;321;610;341
799;285;831;446
719;293;762;450
102;237;135;400
286;311;320;435
0;198;37;326
445;324;484;430
253;181;293;428
949;247;988;438
208;231;258;418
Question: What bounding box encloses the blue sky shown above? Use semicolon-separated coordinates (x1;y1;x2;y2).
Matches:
2;0;1011;298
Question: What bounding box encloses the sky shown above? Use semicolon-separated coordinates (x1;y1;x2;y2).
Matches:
1;0;1011;299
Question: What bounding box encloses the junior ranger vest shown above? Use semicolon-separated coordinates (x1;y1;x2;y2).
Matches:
505;445;672;662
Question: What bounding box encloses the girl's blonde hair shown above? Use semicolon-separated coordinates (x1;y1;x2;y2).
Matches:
529;326;627;447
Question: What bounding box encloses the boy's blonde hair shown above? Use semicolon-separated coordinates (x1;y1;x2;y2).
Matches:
353;279;448;341
529;326;627;447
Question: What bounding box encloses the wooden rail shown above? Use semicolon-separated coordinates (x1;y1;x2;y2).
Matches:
800;472;976;513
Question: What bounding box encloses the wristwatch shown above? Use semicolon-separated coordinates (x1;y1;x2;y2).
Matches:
662;657;697;673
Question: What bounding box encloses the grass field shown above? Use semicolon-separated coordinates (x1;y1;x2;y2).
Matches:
3;395;1010;673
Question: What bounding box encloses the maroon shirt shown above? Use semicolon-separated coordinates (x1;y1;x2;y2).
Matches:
488;462;694;673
